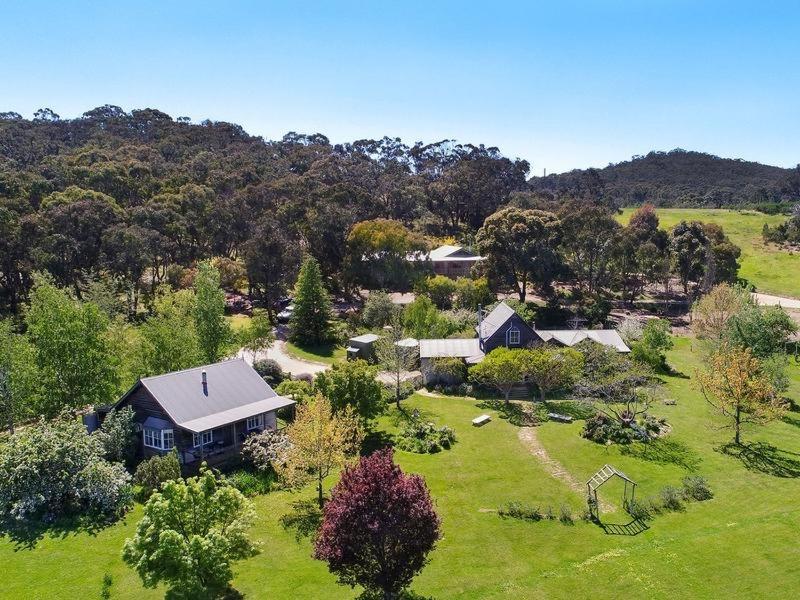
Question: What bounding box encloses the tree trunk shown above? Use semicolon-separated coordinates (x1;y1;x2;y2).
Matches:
395;375;401;410
539;388;546;402
504;389;511;404
317;473;324;508
734;404;741;445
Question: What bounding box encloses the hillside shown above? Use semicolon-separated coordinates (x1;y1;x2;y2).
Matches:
529;149;797;207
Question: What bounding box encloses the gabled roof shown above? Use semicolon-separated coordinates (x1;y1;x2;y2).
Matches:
419;337;483;359
476;301;536;340
121;358;295;433
428;245;484;262
536;329;630;353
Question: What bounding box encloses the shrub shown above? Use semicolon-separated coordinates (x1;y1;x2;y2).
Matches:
498;501;543;521
133;449;181;500
225;468;275;496
395;421;457;454
453;277;494;311
77;461;133;517
362;291;398;328
426;356;468;386
659;486;684;511
681;476;714;501
242;429;292;472
581;413;637;445
558;504;574;525
417;275;457;309
626;499;654;521
95;406;137;466
0;416;133;521
276;378;314;402
252;358;286;385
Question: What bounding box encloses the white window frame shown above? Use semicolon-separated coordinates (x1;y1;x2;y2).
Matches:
508;328;521;346
193;430;213;448
247;414;264;431
144;427;174;450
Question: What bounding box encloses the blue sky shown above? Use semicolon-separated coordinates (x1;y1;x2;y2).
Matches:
2;0;798;173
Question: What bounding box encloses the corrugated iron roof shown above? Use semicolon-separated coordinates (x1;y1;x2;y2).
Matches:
136;358;294;433
536;329;630;352
419;337;482;358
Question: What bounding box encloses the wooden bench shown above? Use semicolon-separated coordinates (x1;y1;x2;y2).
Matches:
547;412;573;423
472;414;491;427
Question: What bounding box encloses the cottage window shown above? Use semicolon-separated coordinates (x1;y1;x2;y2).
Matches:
144;427;174;450
247;414;264;431
162;429;174;450
508;329;521;345
193;430;213;447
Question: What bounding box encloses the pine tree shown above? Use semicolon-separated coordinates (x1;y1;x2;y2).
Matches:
289;256;333;346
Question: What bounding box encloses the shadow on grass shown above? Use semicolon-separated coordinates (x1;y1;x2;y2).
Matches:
720;441;800;478
475;400;539;427
289;341;340;359
620;437;702;471
0;512;120;551
598;517;650;536
279;499;323;541
361;430;395;455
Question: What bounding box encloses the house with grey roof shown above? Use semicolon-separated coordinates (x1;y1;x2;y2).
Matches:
115;358;294;464
408;244;485;279
417;301;630;384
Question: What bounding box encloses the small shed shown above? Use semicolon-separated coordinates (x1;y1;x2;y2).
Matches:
347;333;381;362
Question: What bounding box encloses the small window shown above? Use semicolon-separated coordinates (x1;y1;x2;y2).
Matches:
247;414;264;431
508;329;521;345
162;429;174;450
143;427;160;449
193;430;213;447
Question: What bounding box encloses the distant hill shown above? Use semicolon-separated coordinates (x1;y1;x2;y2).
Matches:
528;149;796;207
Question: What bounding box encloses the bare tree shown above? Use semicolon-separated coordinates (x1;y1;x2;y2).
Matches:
375;316;418;410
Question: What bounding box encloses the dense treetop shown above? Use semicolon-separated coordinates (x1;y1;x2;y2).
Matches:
529;149;798;207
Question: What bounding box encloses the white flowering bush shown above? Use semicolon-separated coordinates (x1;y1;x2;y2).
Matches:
0;415;133;522
242;429;293;472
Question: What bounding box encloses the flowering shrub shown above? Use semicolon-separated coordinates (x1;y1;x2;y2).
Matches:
395;421;456;454
242;429;293;472
133;449;181;500
0;416;133;522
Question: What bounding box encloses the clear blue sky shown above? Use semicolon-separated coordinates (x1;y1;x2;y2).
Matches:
2;0;798;174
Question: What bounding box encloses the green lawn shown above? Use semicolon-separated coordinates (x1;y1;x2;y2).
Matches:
3;339;800;598
285;341;346;365
618;207;800;299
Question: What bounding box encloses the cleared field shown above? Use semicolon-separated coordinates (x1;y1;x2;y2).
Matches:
3;338;800;599
618;208;800;299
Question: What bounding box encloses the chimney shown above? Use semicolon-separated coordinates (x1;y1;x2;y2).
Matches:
201;370;207;385
477;305;484;349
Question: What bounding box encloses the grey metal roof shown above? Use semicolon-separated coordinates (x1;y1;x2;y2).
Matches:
536;329;631;353
138;358;294;433
419;337;482;359
349;333;380;343
477;301;517;339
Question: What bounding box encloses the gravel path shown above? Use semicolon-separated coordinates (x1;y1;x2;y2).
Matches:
752;292;800;309
518;427;614;512
238;340;330;377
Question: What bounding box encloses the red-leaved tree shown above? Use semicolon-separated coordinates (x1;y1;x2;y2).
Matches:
314;448;441;600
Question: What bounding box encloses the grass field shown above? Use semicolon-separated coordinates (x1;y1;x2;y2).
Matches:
618;208;800;299
3;338;800;599
284;341;346;365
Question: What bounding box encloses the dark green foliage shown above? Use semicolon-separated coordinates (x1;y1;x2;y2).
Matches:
681;476;714;501
416;275;456;309
252;358;286;385
529;149;792;207
289;256;334;346
361;291;398;328
426;357;468;386
132;450;181;500
225;468;275;497
395;421;456;454
314;359;385;427
659;486;685;511
582;412;638;444
96;406;137;466
453;277;495;311
630;318;673;370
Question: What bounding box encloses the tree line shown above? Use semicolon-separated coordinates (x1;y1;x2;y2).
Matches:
0;107;785;317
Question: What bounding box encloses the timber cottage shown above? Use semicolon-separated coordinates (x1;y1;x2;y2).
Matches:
115;359;295;464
